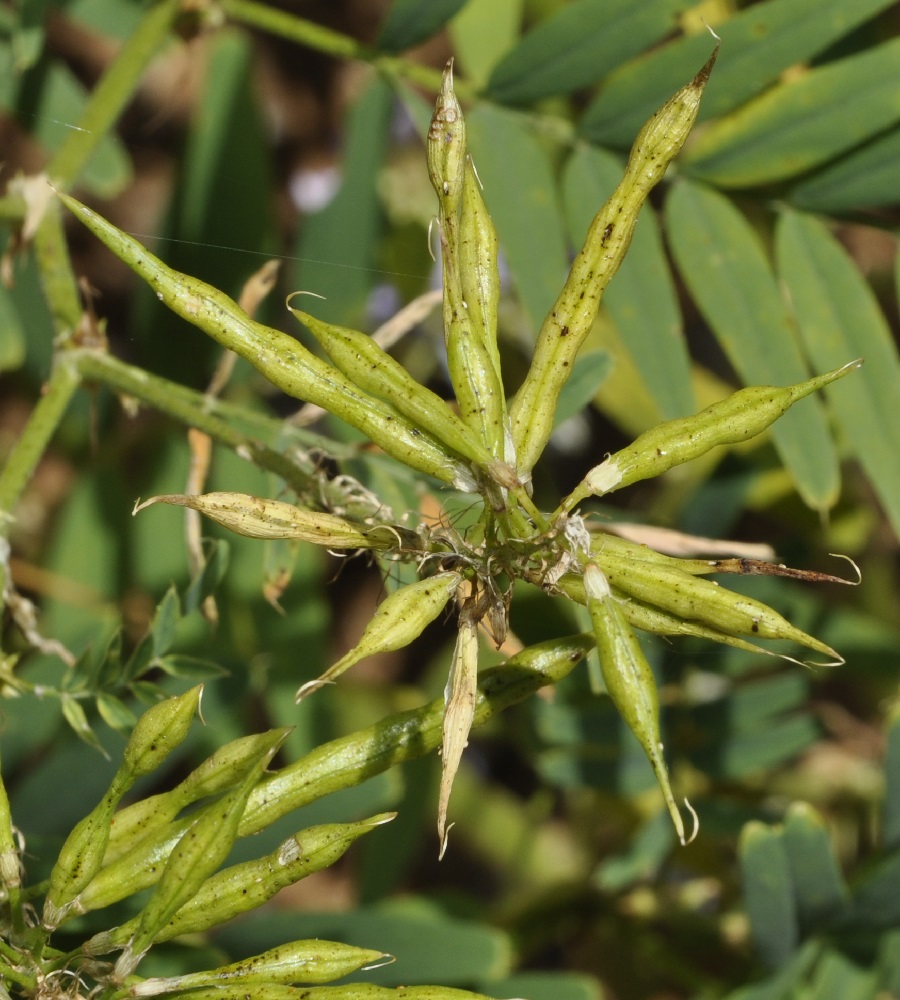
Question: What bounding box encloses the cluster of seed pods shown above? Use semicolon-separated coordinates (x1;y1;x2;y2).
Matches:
56;47;857;852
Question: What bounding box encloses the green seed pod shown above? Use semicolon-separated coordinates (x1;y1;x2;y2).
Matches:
426;66;509;468
584;562;688;843
122;684;203;779
130;940;391;994
115;729;288;977
451;157;509;464
80;636;593;922
288;304;491;468
85;815;394;956
43;686;202;928
105;729;293;865
156;985;495;1000
58;193;478;492
0;756;21;895
427;60;467;216
296;572;462;701
69;640;597;927
245;634;594;838
510;48;719;474
565;361;861;509
134;492;392;549
438;617;479;859
77;728;286;924
594;550;841;663
458;158;502;388
556;574;806;664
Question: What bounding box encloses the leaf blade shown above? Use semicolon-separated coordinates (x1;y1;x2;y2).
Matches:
683;36;900;187
485;0;686;105
665;180;840;509
775;208;900;538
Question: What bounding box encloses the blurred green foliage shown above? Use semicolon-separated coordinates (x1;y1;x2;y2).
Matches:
1;1;899;998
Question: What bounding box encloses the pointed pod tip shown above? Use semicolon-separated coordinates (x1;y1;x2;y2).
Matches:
681;798;700;846
694;41;720;88
438;820;454;860
133;495;163;515
294;678;333;703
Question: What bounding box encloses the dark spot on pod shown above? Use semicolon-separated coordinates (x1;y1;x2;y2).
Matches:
602;223;614;244
560;325;570;337
751;622;759;633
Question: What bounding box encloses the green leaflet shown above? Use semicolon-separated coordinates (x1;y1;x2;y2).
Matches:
376;0;468;54
665;179;841;510
580;0;898;146
485;0;685;105
775;209;900;540
788;126;900;212
683;36;900;187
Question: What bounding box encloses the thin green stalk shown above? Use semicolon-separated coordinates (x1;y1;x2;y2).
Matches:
0;957;35;990
72;350;317;497
33;203;82;340
219;0;476;100
0;356;81;518
47;0;181;190
0;355;80;617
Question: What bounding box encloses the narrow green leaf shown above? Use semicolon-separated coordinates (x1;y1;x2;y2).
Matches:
775;209;900;538
466;104;569;333
0;286;25;373
292;75;393;327
183;539;230;615
782;803;850;929
485;972;603;1000
376;0;468;54
697;715;819;782
788;126;900;211
448;0;522;89
61;696;105;753
485;0;685;105
579;0;898;146
665;180;840;510
174;29;273;298
683;36;900;187
95;693;137;732
739;821;798;969
885;704;900;850
809;949;879;1000
593;809;675;892
562;144;693;419
25;62;132;197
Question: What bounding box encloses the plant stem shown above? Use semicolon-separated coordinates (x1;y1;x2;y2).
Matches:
0;356;81;520
47;0;181;190
73;350;318;496
33;203;82;341
219;0;476;100
0;356;81;618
